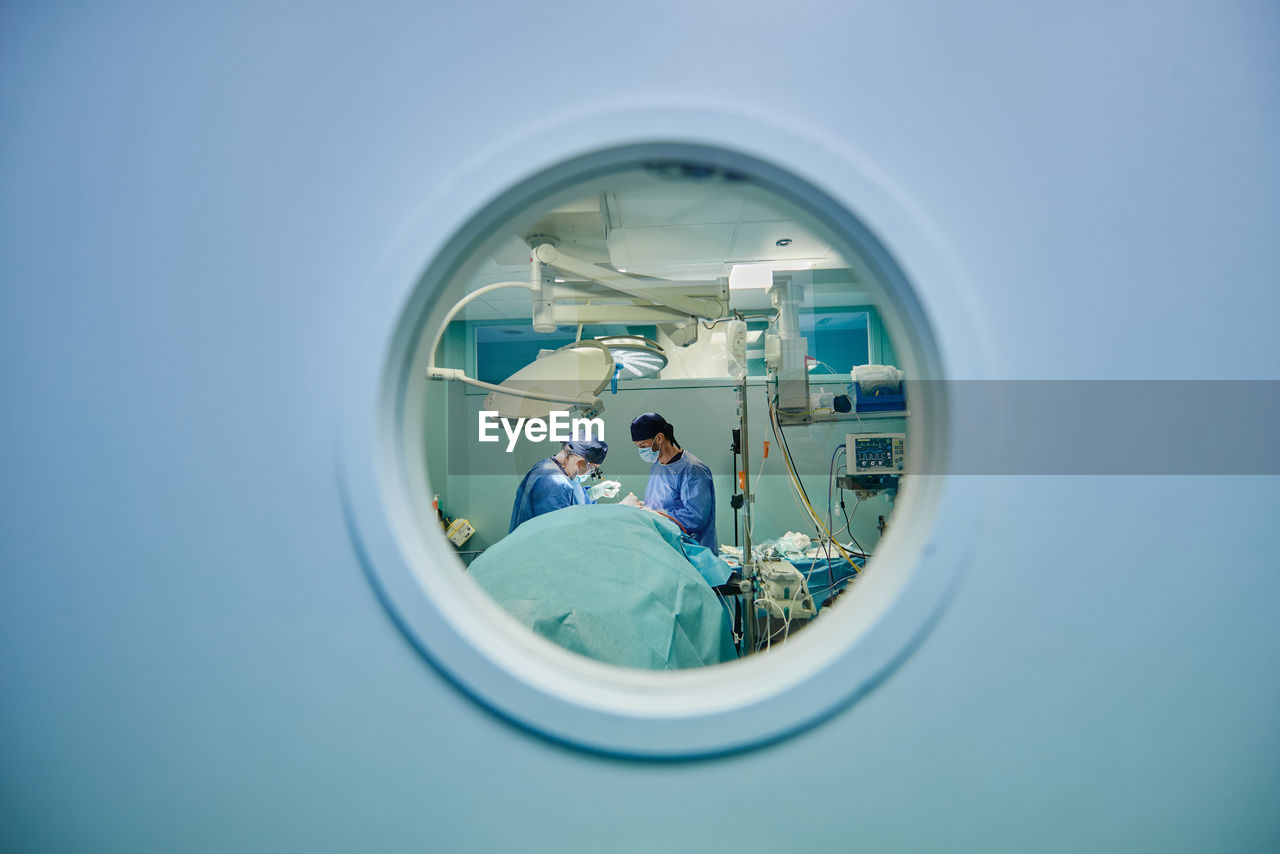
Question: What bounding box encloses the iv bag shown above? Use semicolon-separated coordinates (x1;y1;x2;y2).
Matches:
725;320;747;380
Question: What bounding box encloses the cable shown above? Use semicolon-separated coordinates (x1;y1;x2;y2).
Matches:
702;309;780;330
771;402;820;532
769;399;811;508
829;465;851;539
714;590;737;650
827;444;845;550
841;494;867;561
806;357;844;376
753;598;794;651
766;391;816;533
769;398;857;564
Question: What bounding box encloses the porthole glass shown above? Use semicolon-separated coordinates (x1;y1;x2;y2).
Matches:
419;155;917;669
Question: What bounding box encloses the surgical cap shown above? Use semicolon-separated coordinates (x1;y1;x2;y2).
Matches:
630;412;675;443
565;438;608;464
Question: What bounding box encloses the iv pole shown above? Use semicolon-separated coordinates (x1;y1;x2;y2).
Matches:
736;311;755;657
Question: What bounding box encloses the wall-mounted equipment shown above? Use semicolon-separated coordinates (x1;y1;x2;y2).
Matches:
847;433;906;474
837;433;906;498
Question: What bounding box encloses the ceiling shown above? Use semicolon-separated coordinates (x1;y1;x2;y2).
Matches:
454;169;872;322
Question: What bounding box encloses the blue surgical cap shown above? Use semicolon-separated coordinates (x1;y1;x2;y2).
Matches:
565;438;608;464
630;412;674;443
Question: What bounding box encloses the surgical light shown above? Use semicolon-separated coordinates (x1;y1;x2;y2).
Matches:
482;340;615;419
594;335;667;378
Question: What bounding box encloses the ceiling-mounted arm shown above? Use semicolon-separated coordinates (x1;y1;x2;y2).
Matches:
425;262;600;409
426;239;730;411
425;279;532;378
531;243;726;320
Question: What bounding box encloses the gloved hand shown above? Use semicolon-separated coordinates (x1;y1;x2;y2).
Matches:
619;492;644;508
587;480;622;501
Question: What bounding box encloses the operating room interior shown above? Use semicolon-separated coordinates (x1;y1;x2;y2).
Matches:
417;161;913;666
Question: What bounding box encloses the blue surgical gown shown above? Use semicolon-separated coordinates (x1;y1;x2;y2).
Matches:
509;457;594;533
643;449;718;554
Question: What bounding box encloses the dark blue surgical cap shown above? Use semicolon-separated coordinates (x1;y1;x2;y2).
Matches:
565;438;608;464
630;412;674;443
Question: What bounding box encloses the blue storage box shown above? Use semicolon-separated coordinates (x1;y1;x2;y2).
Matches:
854;382;906;412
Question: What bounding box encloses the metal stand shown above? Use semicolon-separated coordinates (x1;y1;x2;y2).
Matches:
730;428;742;547
738;344;755;657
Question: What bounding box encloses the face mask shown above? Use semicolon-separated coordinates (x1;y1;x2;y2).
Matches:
576;471;591;483
638;445;659;463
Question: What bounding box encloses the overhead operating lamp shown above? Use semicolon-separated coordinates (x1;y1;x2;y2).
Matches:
481;340;615;419
593;335;667;378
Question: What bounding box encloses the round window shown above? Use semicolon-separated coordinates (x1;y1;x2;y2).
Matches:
340;112;985;758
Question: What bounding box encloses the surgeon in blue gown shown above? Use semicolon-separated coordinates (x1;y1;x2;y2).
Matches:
509;437;617;532
630;412;718;553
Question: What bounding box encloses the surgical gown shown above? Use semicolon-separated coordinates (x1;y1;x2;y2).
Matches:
509;457;594;532
643;449;718;553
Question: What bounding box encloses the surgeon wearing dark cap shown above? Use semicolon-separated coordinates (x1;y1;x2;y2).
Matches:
509;436;618;532
629;412;718;553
